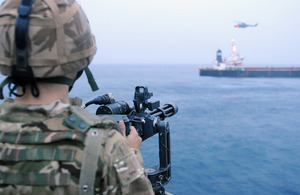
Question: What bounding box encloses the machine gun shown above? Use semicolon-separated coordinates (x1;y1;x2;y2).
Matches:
83;86;178;194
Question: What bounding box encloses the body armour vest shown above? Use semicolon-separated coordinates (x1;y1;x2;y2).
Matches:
0;102;120;195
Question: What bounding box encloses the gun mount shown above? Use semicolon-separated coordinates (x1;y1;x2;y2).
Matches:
84;86;178;194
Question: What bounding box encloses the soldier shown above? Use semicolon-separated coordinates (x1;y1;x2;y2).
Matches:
0;0;154;194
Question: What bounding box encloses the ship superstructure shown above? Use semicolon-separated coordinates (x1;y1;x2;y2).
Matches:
213;39;244;70
199;40;300;78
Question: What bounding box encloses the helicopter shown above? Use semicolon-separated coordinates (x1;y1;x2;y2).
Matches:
234;22;258;28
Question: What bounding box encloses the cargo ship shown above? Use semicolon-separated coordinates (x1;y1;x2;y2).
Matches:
199;40;300;77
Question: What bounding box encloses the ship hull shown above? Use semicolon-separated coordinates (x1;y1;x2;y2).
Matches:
200;68;300;78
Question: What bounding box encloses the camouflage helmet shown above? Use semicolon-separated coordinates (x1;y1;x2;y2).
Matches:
0;0;97;77
0;0;98;98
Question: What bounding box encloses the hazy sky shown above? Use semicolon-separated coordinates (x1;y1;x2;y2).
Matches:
1;0;300;66
77;0;300;66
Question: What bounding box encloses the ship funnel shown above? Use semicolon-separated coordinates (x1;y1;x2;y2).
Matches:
216;49;222;62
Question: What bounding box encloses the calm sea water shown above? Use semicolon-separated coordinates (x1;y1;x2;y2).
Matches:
2;64;300;194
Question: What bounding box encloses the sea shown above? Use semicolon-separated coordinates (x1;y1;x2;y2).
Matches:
2;64;300;194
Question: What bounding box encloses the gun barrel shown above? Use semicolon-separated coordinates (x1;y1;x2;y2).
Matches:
149;103;178;119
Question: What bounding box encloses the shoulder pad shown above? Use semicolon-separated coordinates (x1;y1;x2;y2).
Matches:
63;106;120;132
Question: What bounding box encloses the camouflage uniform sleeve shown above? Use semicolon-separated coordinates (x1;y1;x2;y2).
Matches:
132;148;145;168
101;130;154;195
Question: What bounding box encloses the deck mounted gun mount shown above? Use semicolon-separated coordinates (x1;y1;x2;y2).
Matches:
84;86;178;194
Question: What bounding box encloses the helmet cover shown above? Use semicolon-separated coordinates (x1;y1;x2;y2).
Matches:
0;0;97;78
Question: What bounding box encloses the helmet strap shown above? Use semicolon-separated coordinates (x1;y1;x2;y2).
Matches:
0;75;74;100
0;70;98;99
84;67;99;91
0;77;13;99
68;68;99;92
0;76;39;99
14;0;36;78
8;79;39;98
10;0;39;98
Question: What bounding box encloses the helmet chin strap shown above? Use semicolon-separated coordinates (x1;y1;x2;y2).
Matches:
8;79;39;98
0;67;99;99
